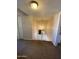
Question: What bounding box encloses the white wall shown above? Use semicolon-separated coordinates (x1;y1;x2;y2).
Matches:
22;16;32;40
51;12;61;46
17;9;32;40
32;17;53;41
56;18;61;44
17;10;24;39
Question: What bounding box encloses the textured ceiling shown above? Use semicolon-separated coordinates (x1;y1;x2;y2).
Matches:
17;0;61;16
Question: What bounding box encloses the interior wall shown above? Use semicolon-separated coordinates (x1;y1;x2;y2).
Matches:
17;10;32;40
22;16;32;40
17;10;24;39
51;12;61;46
32;16;54;41
56;18;61;44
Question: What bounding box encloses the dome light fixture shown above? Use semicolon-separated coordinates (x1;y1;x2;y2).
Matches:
30;1;38;9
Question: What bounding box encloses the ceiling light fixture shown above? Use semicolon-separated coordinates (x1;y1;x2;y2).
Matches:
30;1;38;9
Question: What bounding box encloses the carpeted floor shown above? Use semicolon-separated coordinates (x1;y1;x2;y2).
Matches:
17;39;61;59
